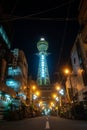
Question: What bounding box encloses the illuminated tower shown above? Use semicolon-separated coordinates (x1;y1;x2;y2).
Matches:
37;38;50;86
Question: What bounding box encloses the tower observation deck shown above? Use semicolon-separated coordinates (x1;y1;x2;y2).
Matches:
37;38;50;86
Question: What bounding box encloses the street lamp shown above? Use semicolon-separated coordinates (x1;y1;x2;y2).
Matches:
64;68;76;119
35;91;40;97
31;85;36;104
32;85;36;91
56;85;65;116
64;68;73;102
52;92;60;116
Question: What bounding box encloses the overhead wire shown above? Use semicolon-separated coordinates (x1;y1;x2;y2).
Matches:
56;0;72;69
0;17;77;23
10;0;20;15
0;0;77;23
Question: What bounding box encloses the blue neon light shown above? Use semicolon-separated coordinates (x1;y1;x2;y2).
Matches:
0;25;11;48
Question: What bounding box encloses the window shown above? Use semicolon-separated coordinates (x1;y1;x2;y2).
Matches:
74;57;76;64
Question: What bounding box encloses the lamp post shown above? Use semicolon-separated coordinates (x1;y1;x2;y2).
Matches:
55;84;63;116
64;69;73;102
64;68;75;119
31;85;36;104
34;91;40;104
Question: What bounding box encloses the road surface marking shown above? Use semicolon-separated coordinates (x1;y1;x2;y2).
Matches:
45;120;50;129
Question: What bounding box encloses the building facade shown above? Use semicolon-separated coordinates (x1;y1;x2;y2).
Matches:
6;49;28;104
71;34;87;101
64;0;87;119
0;25;29;119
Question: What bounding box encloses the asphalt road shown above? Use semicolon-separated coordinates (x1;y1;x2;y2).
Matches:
0;116;87;130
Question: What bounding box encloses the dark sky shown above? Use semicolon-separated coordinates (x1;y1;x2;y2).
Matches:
0;0;81;81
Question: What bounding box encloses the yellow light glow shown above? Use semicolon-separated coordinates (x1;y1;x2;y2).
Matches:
56;86;60;90
36;91;40;96
53;94;57;98
50;102;55;107
64;68;70;75
39;101;42;104
24;86;26;89
32;85;36;90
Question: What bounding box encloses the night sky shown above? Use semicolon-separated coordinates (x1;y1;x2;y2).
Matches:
0;0;80;81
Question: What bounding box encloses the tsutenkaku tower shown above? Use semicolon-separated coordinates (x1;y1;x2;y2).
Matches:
37;38;50;86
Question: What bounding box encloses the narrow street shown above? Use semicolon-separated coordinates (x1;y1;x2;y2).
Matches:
0;1;87;130
0;116;87;130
